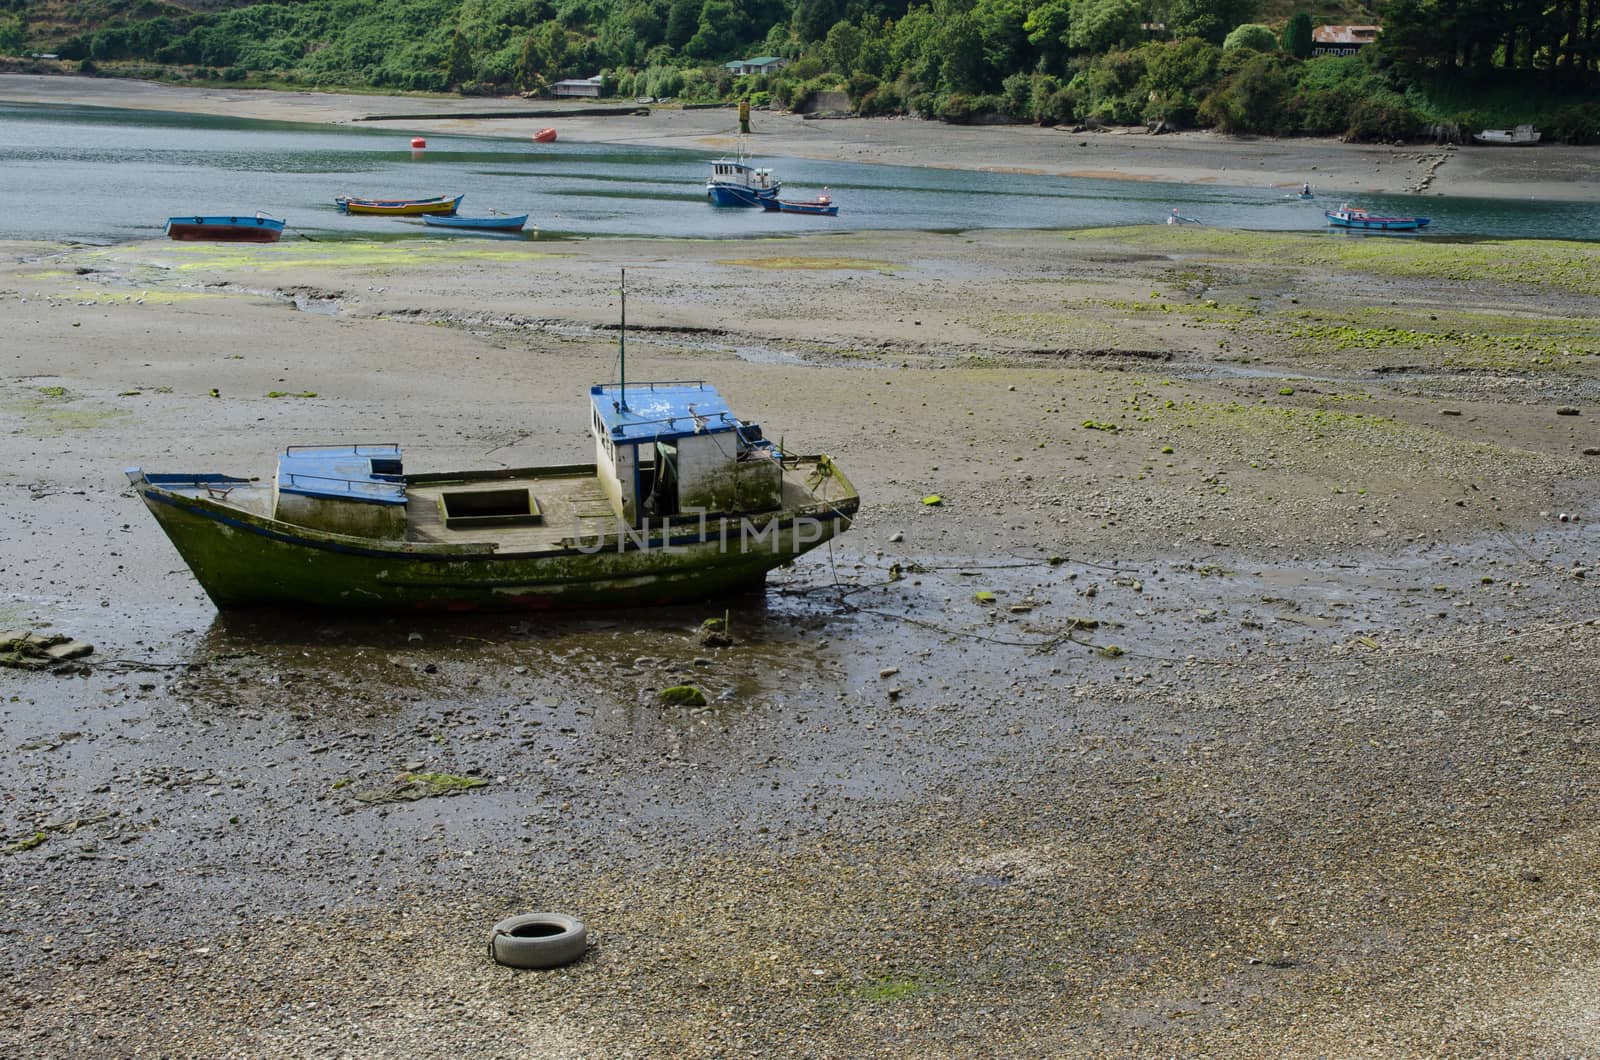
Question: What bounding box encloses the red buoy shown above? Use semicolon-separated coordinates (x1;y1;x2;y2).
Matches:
533;128;557;143
410;137;427;149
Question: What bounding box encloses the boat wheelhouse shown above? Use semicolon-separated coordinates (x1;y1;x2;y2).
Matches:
706;158;780;207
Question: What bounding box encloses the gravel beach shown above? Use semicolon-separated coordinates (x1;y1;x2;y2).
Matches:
3;76;1600;1057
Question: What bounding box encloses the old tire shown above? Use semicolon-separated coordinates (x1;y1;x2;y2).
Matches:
489;912;587;969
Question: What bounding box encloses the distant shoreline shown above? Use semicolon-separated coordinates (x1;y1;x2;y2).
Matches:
3;72;1599;204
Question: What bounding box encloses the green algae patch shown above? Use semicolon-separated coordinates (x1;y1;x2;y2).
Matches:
1257;306;1600;371
95;240;564;277
3;832;47;855
848;976;925;1002
659;685;709;707
266;391;318;399
975;310;1128;348
1087;227;1600;297
4;389;133;435
713;256;899;272
1146;397;1565;486
350;771;488;805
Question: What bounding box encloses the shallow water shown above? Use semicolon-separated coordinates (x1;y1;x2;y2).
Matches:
2;101;1597;244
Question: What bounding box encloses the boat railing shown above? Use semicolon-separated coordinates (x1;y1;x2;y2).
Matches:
608;410;738;436
284;443;402;456
280;471;404;497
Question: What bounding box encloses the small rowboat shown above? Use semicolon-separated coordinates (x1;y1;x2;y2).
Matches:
335;194;463;216
1324;203;1430;231
760;196;838;217
533;128;557;143
422;213;528;232
165;213;285;243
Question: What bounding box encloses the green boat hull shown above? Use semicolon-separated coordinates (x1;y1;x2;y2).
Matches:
133;475;855;611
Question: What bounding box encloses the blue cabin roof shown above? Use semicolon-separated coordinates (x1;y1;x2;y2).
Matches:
276;444;406;505
590;382;746;444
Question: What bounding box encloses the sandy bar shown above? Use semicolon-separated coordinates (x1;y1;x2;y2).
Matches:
3;71;1598;202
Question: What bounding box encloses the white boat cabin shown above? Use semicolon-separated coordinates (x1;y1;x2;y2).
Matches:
707;159;776;191
590;381;783;525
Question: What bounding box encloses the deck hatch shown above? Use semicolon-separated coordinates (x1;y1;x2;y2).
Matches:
440;487;543;528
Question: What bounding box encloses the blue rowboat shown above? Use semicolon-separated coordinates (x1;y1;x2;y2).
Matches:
759;196;838;217
166;213;285;242
706;157;780;207
1325;203;1430;231
422;213;528;232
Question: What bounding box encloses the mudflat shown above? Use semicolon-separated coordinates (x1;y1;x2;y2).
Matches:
3;82;1600;1057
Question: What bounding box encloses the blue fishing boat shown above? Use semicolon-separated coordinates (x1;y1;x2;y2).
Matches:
422;213;528;232
165;213;285;243
706;156;780;207
1325;203;1430;231
760;194;838;217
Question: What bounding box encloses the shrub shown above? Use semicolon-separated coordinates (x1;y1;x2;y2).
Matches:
1223;24;1278;52
1198;51;1289;133
1550;103;1600;145
1001;72;1032;121
1344;93;1419;141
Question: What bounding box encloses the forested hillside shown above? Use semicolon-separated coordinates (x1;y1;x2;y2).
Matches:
4;0;1599;142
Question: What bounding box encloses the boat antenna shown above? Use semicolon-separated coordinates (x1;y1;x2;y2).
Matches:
617;267;627;411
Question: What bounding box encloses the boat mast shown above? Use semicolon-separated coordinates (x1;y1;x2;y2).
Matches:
618;267;628;410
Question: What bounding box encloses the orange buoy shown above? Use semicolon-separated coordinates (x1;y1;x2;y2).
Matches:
410;137;427;149
533;128;557;143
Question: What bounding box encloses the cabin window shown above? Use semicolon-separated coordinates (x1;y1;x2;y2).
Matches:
439;488;542;528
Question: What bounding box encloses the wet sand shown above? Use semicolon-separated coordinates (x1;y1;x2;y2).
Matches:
3;72;1599;201
3;218;1600;1055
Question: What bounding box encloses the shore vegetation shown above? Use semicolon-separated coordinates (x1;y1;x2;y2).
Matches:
5;0;1599;142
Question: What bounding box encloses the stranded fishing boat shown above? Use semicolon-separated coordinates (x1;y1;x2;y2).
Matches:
165;213;285;243
127;278;857;611
336;194;463;216
706;155;780;207
1324;203;1430;231
1471;124;1540;146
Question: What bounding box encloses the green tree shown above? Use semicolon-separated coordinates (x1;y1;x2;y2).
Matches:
1167;0;1259;45
1069;0;1141;54
938;11;984;92
822;18;862;72
685;0;747;58
0;13;25;55
1023;0;1072;72
1198;50;1287;131
1281;11;1312;59
665;0;701;49
1222;23;1276;52
446;29;473;88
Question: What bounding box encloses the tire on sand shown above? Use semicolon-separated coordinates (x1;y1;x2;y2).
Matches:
489;912;587;969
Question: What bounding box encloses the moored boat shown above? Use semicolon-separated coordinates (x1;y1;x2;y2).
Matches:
760;194;838;217
1324;203;1430;231
1471;124;1540;146
336;194;463;216
422;213;528;232
706;156;780;207
165;213;285;242
127;274;857;612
